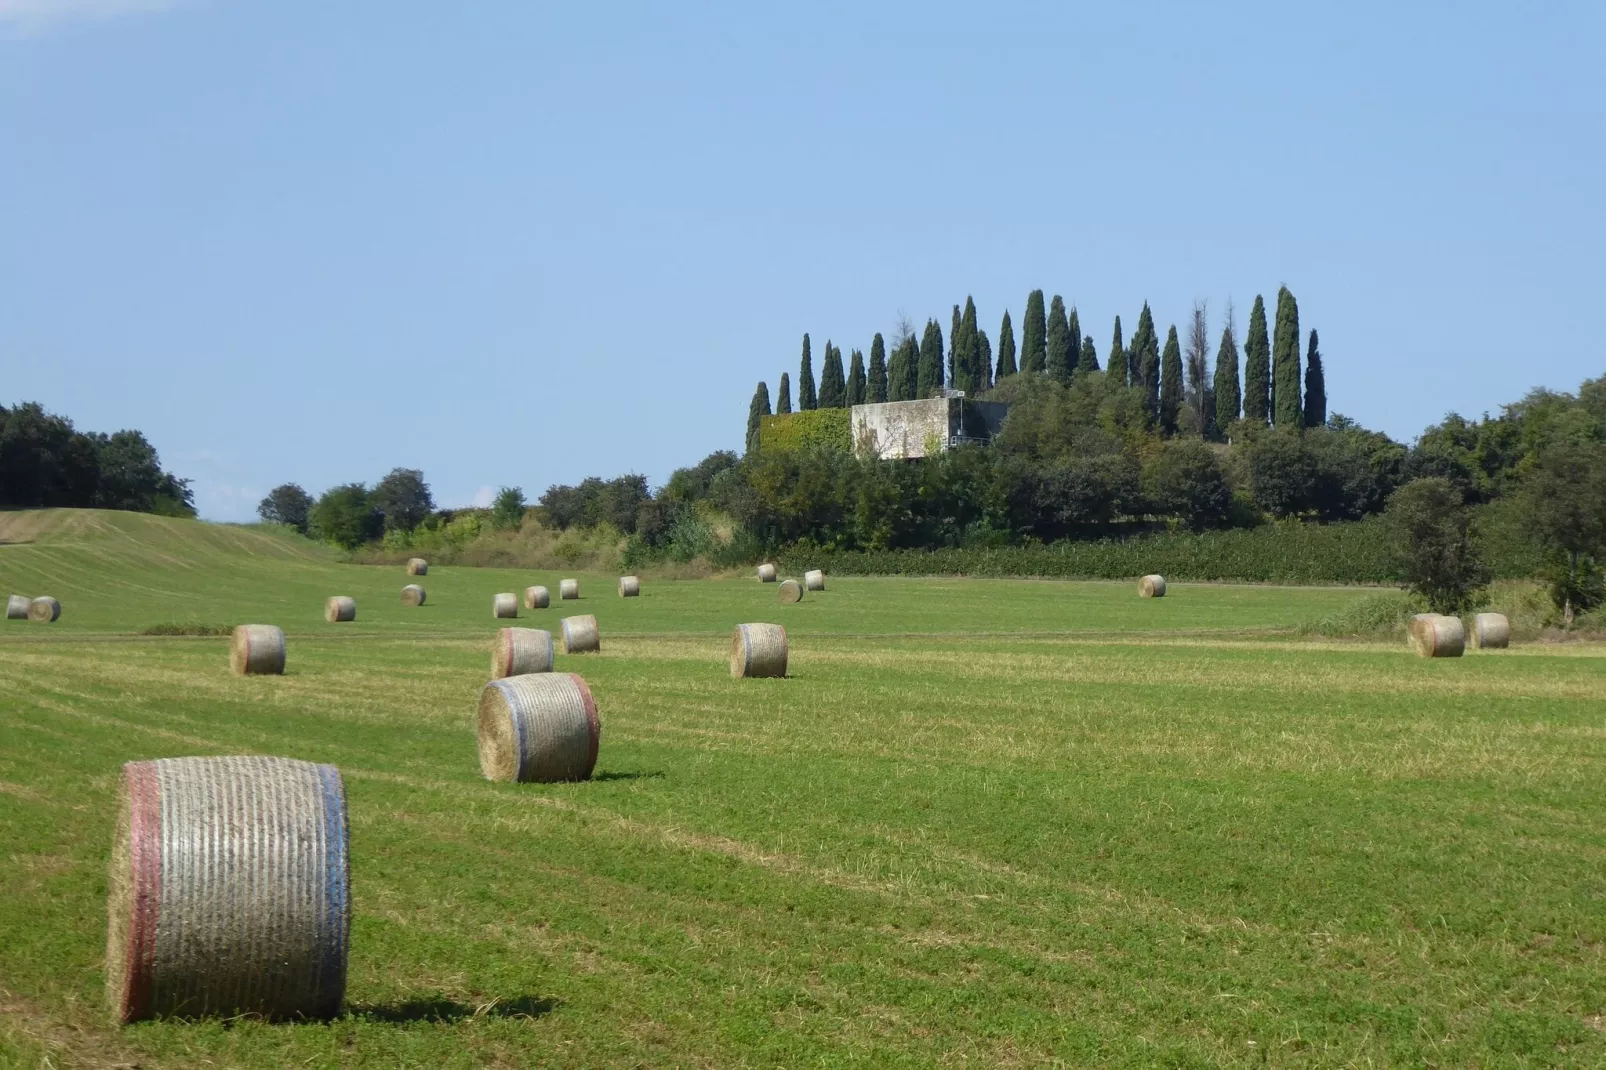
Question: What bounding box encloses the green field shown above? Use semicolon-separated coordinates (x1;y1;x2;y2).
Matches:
3;510;1604;1067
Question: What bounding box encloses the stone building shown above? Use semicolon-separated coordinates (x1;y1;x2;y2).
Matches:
850;396;1011;461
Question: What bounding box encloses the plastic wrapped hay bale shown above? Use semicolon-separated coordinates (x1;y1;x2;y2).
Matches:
400;584;426;607
105;755;349;1023
1409;613;1465;658
730;623;787;679
757;563;778;583
476;673;600;783
324;596;356;623
6;595;29;620
524;586;550;610
229;625;286;676
1138;575;1166;598
406;558;428;576
560;579;580;600
778;579;804;604
560;614;600;653
493;593;518;619
492;627;555;678
804;570;825;592
1471;613;1510;650
618;576;640;598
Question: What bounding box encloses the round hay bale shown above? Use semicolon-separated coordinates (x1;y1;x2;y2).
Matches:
405;558;428;576
105;755;349;1023
1471;612;1510;650
619;575;640;598
400;584;426;607
804;569;825;592
757;563;778;583
229;625;286;676
778;579;804;604
560;578;580;600
1409;613;1465;658
476;673;600;783
492;627;555;679
524;585;550;610
493;593;518;619
560;614;600;654
28;596;61;623
1138;575;1166;598
7;594;31;620
730;623;787;679
323;596;356;623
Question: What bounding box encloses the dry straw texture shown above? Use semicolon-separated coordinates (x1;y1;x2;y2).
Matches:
492;627;555;679
524;585;550;610
561;614;601;653
1472;613;1510;650
1138;575;1167;598
400;584;426;607
757;563;778;583
493;593;518;619
476;673;600;783
7;594;31;619
323;596;356;623
804;570;826;591
619;575;641;598
731;623;788;679
1409;613;1465;658
405;558;428;576
28;596;62;622
560;578;580;600
778;579;804;604
229;625;286;676
105;755;349;1023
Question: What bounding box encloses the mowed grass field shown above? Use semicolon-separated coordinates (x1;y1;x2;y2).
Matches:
2;511;1604;1068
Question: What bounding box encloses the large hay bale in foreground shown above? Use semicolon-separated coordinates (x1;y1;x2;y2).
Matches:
7;595;31;620
731;623;787;679
29;596;61;622
1138;575;1166;598
524;585;550;610
476;673;600;783
618;575;640;598
560;578;580;600
324;596;356;623
493;593;518;619
804;569;825;592
778;579;804;604
492;627;554;679
106;755;349;1023
406;558;428;576
1471;613;1510;650
400;584;426;607
757;563;777;583
560;614;600;653
1409;613;1465;658
229;625;286;676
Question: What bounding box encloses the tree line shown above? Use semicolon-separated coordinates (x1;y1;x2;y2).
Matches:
0;401;193;515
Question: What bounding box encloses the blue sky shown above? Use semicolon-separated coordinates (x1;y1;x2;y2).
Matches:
3;1;1602;521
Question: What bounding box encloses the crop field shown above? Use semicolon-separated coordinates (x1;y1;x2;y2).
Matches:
2;510;1604;1068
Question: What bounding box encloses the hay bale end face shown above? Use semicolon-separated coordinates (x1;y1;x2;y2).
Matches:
493;593;518;619
105;755;349;1023
324;596;356;623
778;579;804;604
1138;575;1166;598
1472;613;1511;650
757;563;778;583
400;584;426;607
618;575;640;598
524;585;550;610
560;614;600;654
405;558;428;576
229;625;286;676
559;578;580;600
804;569;825;592
1409;613;1466;658
731;623;787;679
28;596;61;623
492;627;555;679
476;673;600;783
6;595;30;620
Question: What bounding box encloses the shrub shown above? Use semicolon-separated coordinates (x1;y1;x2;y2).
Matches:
1385;477;1490;614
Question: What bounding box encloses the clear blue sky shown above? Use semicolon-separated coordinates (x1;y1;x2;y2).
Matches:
4;1;1602;521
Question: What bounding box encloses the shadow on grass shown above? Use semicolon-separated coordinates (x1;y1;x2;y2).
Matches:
349;996;559;1023
591;770;665;782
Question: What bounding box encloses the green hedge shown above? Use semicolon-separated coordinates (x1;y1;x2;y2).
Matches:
759;409;851;454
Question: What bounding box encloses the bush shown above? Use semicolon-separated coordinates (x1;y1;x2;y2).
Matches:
491;487;526;532
1384;477;1490;614
308;483;383;550
1142;440;1232;529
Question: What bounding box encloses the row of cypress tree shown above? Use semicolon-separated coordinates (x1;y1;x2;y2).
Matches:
746;287;1327;452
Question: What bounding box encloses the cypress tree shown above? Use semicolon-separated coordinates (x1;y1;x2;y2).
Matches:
1021;290;1047;373
868;333;889;403
949;305;963;387
798;334;818;410
1213;319;1242;433
846;349;866;407
819;342;846;408
746;381;771;454
1242;295;1271;425
955;297;980;393
885;340;907;402
1129;303;1156;391
917;320;945;397
1303;329;1326;427
1078;335;1099;375
902;335;920;400
1065;307;1082;382
1109;316;1125;386
978;329;993;391
1046;295;1073;381
1272;286;1301;427
995;311;1017;379
777;372;792;414
1159;325;1183;435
